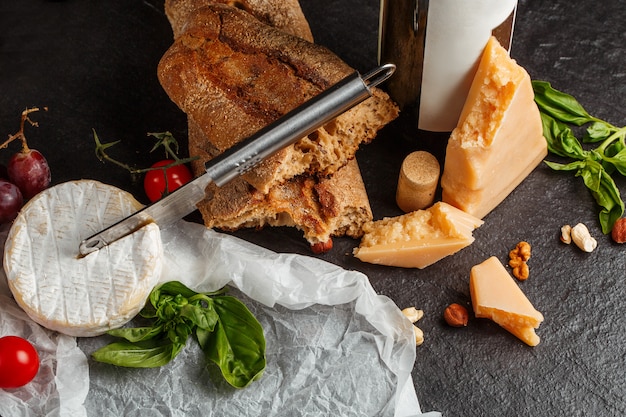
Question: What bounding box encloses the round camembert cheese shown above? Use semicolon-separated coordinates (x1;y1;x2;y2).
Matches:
4;180;163;337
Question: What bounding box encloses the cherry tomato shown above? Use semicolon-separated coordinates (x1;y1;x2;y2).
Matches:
0;336;40;389
143;159;193;203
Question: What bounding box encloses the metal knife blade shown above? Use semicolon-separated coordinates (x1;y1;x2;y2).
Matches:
78;63;396;256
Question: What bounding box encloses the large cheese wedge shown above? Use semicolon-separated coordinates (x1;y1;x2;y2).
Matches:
4;180;163;337
353;202;483;269
440;36;547;219
470;256;543;346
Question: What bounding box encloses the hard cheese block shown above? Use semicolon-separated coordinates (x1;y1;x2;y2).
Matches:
470;256;543;346
353;202;483;269
4;180;163;337
441;36;547;219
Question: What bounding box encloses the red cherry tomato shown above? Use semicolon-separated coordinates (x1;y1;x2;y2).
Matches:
0;336;40;389
143;159;193;203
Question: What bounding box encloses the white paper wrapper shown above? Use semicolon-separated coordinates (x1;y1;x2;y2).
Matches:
1;220;441;417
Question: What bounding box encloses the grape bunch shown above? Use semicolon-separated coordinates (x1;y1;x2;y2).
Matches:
0;108;51;224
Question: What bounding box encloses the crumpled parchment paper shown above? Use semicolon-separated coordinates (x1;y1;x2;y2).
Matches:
0;220;441;417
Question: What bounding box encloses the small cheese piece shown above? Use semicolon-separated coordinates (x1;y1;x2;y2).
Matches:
470;256;543;346
4;180;163;337
440;36;547;219
353;202;483;269
396;151;440;212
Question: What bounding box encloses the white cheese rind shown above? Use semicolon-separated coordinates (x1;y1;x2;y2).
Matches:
4;180;163;337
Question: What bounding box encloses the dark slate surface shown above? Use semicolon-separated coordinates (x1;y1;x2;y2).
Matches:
0;0;624;415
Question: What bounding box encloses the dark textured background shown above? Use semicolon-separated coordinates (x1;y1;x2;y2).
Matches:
0;0;624;415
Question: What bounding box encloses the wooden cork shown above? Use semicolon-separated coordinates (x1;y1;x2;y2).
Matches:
396;151;440;212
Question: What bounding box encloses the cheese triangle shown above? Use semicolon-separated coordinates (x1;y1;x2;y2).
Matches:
470;256;543;346
353;202;483;269
441;36;547;219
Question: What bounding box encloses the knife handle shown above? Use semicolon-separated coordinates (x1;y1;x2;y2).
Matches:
204;63;396;186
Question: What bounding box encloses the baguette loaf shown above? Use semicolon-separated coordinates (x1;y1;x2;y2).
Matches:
158;1;398;248
158;3;399;194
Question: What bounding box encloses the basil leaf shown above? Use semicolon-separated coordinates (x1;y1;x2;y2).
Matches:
148;285;163;310
545;158;624;233
532;80;595;126
167;321;193;345
180;302;218;331
149;282;195;310
156;281;227;298
198;296;266;388
577;159;603;192
576;160;624;233
584;121;613;143
604;140;625;158
156;281;199;298
92;339;183;368
594;174;624;234
540;113;587;159
544;160;586;172
602;148;626;177
157;298;179;321
140;302;157;319
107;325;164;342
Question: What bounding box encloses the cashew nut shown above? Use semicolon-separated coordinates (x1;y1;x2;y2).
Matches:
401;307;424;323
571;223;597;252
402;307;425;346
413;325;424;346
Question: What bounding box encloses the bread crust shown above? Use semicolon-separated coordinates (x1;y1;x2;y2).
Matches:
164;0;314;42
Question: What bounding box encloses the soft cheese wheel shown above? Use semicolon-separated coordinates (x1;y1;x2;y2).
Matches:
353;202;483;269
470;256;543;346
440;36;547;219
4;180;163;337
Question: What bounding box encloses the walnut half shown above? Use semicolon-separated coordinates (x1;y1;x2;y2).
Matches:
509;241;531;280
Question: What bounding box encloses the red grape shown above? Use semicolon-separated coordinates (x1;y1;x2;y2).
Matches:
8;148;51;199
0;179;23;224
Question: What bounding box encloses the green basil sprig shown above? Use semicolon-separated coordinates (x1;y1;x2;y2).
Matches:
92;281;266;389
533;80;626;234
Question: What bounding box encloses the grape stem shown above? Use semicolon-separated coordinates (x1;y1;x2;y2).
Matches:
0;107;47;153
93;130;198;175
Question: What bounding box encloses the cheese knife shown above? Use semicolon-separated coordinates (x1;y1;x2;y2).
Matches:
79;63;396;256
